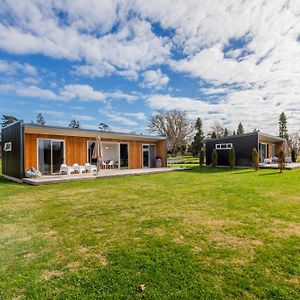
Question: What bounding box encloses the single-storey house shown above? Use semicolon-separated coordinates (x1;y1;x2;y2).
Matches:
205;132;287;166
1;121;167;181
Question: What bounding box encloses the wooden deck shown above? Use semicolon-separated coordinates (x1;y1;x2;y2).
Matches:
22;167;187;185
259;163;300;170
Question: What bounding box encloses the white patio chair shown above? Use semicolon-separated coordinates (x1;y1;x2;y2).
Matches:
108;160;115;169
85;163;97;175
101;161;108;169
73;163;86;174
59;164;75;175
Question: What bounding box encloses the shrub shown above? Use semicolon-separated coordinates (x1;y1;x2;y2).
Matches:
211;149;218;168
252;148;259;171
291;149;297;163
199;148;205;166
229;147;236;169
278;150;286;173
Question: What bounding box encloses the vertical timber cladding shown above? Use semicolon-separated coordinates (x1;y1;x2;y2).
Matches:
24;132;167;170
206;133;259;166
1;121;24;179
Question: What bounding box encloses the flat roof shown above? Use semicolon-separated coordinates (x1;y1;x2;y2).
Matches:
205;131;286;143
24;123;166;142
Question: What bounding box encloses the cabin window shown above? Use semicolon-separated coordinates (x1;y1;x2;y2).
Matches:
215;143;232;150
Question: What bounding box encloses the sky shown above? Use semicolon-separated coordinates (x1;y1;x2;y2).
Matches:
0;0;299;135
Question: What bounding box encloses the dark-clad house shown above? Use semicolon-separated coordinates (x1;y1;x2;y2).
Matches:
205;132;287;166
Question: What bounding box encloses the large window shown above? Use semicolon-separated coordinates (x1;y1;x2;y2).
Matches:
38;139;64;175
142;144;155;168
215;143;232;150
120;143;129;168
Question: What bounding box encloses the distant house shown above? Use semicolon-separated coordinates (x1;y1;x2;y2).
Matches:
205;132;287;166
1;121;167;181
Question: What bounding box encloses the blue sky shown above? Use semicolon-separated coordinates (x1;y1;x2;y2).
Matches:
0;0;299;135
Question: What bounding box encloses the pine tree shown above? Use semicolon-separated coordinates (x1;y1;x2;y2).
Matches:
211;149;218;168
36;113;46;126
224;128;229;136
237;122;244;135
199;148;205;166
211;131;217;139
252;148;259;171
278;112;288;140
192;118;205;154
229;147;236;169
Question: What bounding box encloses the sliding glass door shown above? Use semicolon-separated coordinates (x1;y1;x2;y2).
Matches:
142;144;155;168
120;143;129;168
38;139;64;175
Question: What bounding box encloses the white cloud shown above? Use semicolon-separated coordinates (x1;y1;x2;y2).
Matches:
0;59;37;76
141;69;169;89
104;112;138;127
60;84;106;102
122;112;145;120
71;114;95;121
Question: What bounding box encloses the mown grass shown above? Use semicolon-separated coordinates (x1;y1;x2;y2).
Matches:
0;166;299;299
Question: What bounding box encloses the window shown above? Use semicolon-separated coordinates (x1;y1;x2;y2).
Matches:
216;143;232;150
3;142;12;152
87;141;97;164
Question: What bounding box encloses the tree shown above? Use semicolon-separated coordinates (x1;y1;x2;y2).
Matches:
99;123;110;131
211;131;217;139
289;132;300;158
278;150;286;173
191;118;205;155
199;148;205;166
278;112;288;140
210;122;231;138
252;148;259;171
36;113;46;126
224;128;229;136
229;147;236;169
237;122;244;135
68;119;80;128
148;110;194;156
291;149;297;163
211;149;218;168
1;115;18;127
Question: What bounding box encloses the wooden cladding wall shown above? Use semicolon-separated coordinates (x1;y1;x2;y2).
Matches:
24;133;166;170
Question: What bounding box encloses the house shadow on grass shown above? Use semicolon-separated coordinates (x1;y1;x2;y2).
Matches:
0;175;19;185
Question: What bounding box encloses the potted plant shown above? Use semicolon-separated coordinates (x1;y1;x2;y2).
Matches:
155;156;162;168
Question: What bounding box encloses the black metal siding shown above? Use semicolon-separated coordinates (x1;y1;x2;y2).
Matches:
1;121;24;179
206;133;259;166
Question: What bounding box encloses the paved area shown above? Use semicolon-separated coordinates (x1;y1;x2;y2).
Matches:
22;167;188;185
259;163;300;170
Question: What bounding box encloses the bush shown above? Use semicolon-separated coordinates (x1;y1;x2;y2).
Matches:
199;149;205;166
278;150;286;173
291;149;297;163
211;149;218;168
252;148;259;171
229;147;236;169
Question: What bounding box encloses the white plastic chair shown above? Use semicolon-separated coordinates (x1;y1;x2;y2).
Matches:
85;163;97;174
73;163;86;174
59;164;75;175
108;160;115;169
101;161;108;169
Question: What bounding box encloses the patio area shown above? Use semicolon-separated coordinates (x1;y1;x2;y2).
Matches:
259;163;300;170
22;167;187;185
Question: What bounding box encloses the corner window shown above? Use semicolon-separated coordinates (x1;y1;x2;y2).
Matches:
216;143;232;150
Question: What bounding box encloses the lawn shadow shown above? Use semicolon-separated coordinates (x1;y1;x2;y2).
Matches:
259;172;281;176
0;175;17;184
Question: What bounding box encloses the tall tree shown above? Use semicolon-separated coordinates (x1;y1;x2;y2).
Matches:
68;119;80;128
237;122;244;135
211;122;231;138
148;110;194;156
211;131;217;139
36;113;46;126
1;115;18;127
252;148;259;171
99;123;110;131
191;118;205;154
278;112;288;140
229;147;236;169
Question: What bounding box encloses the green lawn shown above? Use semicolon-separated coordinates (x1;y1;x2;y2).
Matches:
0;167;299;299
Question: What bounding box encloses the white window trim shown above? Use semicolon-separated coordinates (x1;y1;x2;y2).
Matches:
215;143;233;150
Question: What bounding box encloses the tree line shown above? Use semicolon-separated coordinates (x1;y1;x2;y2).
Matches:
1;110;299;162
